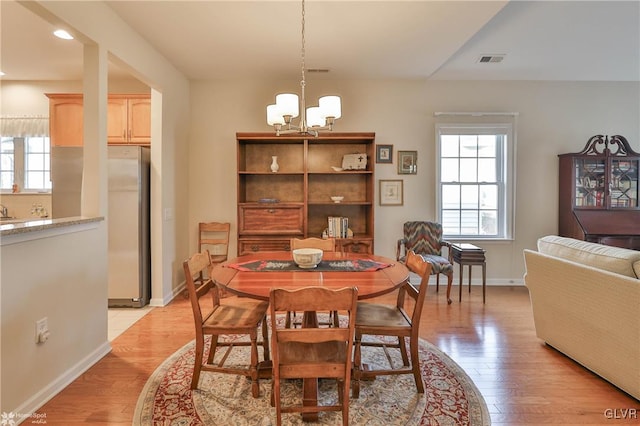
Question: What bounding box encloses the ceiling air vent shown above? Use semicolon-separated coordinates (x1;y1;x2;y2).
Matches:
477;54;505;64
307;69;330;73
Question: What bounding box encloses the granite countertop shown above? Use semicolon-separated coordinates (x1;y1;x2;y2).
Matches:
0;216;104;237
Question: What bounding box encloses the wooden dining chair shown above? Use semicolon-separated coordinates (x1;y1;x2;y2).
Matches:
288;237;338;328
290;236;336;252
183;250;270;398
352;250;432;398
270;286;358;426
199;222;231;265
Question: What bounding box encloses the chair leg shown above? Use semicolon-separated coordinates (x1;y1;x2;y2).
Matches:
274;378;282;425
191;334;205;389
398;336;409;366
342;377;350;426
249;332;260;398
409;335;424;393
445;272;453;304
207;335;219;364
336;378;349;426
352;332;362;398
261;317;270;361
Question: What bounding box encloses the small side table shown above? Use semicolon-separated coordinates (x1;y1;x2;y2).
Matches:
449;243;487;303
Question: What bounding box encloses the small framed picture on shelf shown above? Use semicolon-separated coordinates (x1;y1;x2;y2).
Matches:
379;179;403;206
376;144;393;164
398;151;417;174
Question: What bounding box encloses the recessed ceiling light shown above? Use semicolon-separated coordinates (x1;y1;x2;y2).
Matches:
53;29;74;40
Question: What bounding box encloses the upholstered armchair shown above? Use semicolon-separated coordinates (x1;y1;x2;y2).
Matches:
397;221;453;304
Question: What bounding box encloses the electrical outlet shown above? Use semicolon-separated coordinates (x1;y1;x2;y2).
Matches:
36;317;49;343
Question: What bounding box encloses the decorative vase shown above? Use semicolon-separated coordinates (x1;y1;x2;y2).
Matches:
270;156;279;173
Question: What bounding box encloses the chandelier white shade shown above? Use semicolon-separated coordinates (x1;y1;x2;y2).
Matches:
266;0;341;137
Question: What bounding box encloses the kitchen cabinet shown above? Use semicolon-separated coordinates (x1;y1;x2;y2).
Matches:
46;93;150;147
558;134;640;250
107;95;151;145
47;94;83;147
237;132;375;255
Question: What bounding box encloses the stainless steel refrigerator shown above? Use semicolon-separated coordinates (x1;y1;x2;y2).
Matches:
51;146;151;308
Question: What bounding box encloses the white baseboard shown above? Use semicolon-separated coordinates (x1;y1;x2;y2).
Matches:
409;272;525;286
150;281;186;307
12;341;111;424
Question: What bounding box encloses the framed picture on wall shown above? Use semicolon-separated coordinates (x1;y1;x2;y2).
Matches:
398;150;417;174
379;179;403;206
376;144;393;164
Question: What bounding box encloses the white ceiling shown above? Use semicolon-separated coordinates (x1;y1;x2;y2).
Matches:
1;1;639;82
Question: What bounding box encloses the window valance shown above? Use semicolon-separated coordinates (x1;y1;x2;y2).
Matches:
0;115;49;137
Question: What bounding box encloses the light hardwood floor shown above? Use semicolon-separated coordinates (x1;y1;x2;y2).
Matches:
37;285;638;425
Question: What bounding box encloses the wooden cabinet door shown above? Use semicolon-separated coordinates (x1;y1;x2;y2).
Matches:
239;205;304;235
48;95;83;146
128;98;151;145
107;98;128;144
338;238;373;254
108;96;150;145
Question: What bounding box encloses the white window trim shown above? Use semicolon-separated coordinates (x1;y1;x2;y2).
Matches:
435;123;516;241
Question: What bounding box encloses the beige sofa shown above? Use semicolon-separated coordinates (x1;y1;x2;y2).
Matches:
524;235;640;400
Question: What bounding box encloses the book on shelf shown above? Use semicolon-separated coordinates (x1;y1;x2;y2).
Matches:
327;216;349;238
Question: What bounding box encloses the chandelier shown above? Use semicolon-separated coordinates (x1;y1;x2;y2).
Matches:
266;0;341;137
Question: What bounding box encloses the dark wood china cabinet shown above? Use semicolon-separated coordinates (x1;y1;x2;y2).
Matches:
558;135;640;250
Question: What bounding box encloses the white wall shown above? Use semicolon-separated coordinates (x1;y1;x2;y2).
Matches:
0;222;108;415
188;78;640;283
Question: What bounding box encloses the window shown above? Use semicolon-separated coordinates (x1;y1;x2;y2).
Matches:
436;123;515;240
0;137;15;189
0;136;51;192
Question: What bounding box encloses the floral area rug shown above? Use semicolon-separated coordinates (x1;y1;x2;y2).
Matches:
134;317;491;426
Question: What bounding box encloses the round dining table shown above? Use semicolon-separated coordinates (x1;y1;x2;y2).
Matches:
209;250;409;422
210;251;409;301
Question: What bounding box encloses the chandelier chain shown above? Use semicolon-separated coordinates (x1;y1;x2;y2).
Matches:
301;0;306;87
300;0;307;128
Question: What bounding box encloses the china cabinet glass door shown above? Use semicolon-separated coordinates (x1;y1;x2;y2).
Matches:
609;158;639;208
574;158;606;207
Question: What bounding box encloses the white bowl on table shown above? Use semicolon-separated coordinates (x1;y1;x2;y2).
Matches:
292;248;323;269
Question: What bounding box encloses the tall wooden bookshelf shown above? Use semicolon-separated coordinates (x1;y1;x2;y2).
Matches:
237;132;375;254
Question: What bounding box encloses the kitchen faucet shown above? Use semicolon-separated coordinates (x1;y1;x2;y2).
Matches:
0;204;8;218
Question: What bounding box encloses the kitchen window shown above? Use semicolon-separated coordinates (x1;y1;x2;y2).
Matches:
436;123;515;240
0;136;51;192
0;116;51;192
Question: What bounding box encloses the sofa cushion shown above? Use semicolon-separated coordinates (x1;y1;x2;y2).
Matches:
538;235;640;279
